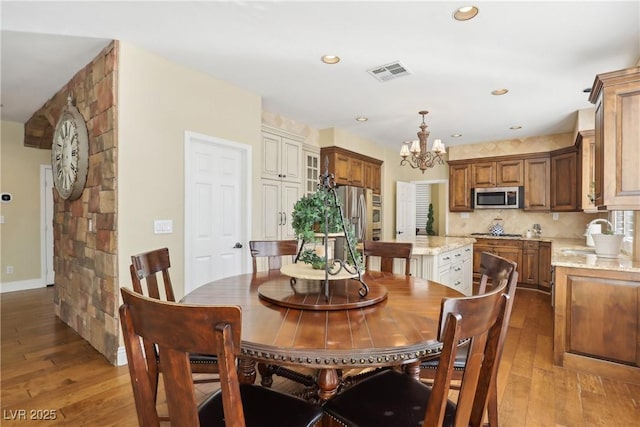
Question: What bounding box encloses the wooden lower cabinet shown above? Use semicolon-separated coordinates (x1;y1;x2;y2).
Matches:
521;241;539;285
554;266;640;381
473;238;551;291
538;241;552;290
473;238;522;284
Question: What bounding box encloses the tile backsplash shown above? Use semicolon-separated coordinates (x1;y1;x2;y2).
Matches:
449;209;605;239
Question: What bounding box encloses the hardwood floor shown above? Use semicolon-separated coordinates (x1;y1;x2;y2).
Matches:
2;286;639;426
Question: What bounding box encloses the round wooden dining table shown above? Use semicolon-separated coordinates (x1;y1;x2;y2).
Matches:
181;269;462;400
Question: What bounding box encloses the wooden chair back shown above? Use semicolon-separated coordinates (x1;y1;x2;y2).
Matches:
425;281;509;427
120;287;243;427
130;247;175;302
363;240;413;275
249;240;298;272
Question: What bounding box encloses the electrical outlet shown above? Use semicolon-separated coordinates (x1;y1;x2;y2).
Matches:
552;213;559;221
6;265;14;274
460;212;470;219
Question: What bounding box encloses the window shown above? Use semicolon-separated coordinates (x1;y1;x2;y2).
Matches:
415;184;431;235
611;210;634;254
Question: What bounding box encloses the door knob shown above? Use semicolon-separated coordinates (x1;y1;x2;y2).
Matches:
233;242;243;249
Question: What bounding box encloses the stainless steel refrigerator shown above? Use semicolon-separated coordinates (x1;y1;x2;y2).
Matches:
334;185;369;260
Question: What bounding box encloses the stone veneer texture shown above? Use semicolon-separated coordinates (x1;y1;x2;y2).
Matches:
28;42;119;364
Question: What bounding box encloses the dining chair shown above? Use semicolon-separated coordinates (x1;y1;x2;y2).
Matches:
322;277;510;427
363;240;413;275
129;248;220;413
418;251;518;427
120;288;323;427
249;239;298;272
248;240;317;391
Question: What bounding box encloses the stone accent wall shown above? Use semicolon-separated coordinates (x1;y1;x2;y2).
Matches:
26;41;119;363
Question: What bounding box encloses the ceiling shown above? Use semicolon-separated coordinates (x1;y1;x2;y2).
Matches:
2;1;639;150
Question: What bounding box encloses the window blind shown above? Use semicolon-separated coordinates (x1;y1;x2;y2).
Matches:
415;184;431;234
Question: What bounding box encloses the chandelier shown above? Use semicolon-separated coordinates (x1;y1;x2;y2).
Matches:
399;110;446;173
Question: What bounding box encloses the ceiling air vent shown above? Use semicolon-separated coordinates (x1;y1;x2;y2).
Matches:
367;61;411;82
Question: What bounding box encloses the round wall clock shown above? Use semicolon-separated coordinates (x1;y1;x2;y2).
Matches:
51;96;89;200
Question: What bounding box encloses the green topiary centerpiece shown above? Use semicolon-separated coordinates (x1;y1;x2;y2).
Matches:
292;188;362;269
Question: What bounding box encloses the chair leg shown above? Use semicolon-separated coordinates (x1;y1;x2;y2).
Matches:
487;381;499;427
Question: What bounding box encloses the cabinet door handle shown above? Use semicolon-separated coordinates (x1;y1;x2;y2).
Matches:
282;212;287;225
278;212;283;225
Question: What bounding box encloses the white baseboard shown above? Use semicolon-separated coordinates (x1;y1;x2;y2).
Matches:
117;346;128;366
0;278;46;293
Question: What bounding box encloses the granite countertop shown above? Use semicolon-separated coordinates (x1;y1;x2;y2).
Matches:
391;236;476;256
550;238;640;273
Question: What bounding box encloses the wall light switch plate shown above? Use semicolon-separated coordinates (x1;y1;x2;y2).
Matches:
154;220;173;234
460;212;470;219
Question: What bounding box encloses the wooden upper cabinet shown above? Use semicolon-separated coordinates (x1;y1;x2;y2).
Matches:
449;163;472;211
589;66;640;210
472;160;523;187
578;130;597;212
321;146;382;190
524;156;551;211
364;162;382;194
471;162;496;187
551;146;580;212
497;159;524;186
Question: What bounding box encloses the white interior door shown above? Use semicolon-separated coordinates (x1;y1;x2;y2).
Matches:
185;132;251;293
395;181;416;240
41;165;54;285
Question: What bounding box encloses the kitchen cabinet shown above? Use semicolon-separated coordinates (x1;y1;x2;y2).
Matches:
523;156;551;211
261;126;302;183
261;179;300;240
320;146;382;190
589;66;640;210
302;145;320;196
473;238;522;282
448;162;472;212
550;145;580;212
365;162;382;194
538;241;552;290
473;237;552;290
554;266;640;380
577;130;597;212
521;241;539;285
472;159;523;188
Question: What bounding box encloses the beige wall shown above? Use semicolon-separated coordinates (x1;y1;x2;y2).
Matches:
117;42;263;301
0;121;51;285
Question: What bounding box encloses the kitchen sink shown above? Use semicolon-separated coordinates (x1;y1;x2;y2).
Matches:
560;248;596;255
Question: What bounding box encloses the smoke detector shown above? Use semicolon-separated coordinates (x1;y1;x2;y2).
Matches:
367;61;412;82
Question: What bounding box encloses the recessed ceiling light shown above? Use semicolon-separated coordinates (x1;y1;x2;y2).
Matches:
321;55;340;64
510;125;522;130
451;133;462;138
491;88;509;96
453;6;479;21
355;116;368;122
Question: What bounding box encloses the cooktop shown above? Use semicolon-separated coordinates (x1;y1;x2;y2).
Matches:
470;232;523;237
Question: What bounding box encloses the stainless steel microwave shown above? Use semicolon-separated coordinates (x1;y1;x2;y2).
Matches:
473;186;523;209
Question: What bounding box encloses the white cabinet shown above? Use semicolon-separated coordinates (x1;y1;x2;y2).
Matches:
302;145;320;195
262;126;302;183
416;244;473;296
261;179;300;240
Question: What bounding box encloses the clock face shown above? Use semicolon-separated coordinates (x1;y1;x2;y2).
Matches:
52;105;89;200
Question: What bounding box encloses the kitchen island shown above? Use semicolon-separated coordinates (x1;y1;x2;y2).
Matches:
368;236;476;295
551;241;640;383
